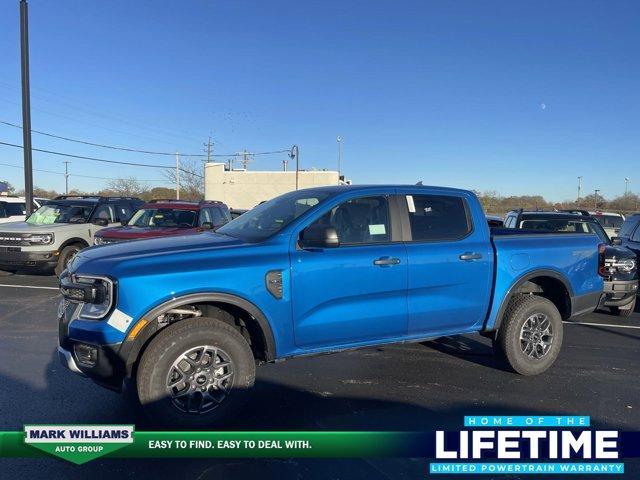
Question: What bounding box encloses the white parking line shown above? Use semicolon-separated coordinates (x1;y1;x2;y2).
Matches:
0;284;58;291
564;321;640;330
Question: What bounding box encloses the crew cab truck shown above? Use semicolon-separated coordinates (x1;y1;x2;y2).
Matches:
58;185;604;427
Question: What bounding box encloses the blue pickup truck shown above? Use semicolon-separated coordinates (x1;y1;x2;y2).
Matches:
58;185;604;427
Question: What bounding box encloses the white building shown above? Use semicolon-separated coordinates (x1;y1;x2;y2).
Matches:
204;163;341;209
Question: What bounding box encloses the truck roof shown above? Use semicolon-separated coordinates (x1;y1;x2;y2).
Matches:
297;184;473;196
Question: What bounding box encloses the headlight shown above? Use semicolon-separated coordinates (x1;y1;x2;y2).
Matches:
26;233;54;245
60;275;114;320
93;236;104;245
604;258;637;274
613;259;636;273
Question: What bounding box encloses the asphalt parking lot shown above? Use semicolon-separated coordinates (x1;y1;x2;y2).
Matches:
1;271;639;479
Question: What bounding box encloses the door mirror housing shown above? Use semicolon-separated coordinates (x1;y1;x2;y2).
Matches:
120;217;129;226
611;236;622;245
300;225;339;249
93;218;108;227
201;222;215;230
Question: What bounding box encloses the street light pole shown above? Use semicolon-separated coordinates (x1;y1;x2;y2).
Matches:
19;0;34;215
290;145;300;190
577;176;582;202
63;160;70;194
625;177;630;196
175;152;180;200
337;135;342;183
594;189;600;210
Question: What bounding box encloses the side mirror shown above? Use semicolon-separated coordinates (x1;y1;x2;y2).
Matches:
611;237;622;245
120;217;130;226
201;222;215;230
93;218;108;227
300;225;339;249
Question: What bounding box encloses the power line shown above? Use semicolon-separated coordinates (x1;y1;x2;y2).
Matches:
0;119;291;158
0;139;204;179
0;161;168;183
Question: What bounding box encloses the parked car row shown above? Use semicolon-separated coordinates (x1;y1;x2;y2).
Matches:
0;195;245;276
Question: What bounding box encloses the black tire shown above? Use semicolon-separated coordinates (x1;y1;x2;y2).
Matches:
55;244;81;277
495;294;563;376
136;316;256;428
611;297;636;318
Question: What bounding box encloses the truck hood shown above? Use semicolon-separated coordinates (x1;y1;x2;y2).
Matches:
0;221;86;234
70;231;248;275
97;225;199;240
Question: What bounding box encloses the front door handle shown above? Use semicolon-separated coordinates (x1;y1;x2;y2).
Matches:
459;252;482;261
373;256;401;267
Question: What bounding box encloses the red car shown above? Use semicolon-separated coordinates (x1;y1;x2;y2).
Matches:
93;199;231;245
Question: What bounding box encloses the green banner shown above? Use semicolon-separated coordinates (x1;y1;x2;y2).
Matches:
2;429;421;464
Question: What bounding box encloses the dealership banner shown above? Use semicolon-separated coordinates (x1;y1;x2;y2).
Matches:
0;416;639;469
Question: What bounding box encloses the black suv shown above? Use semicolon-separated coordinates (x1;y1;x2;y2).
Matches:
504;210;638;317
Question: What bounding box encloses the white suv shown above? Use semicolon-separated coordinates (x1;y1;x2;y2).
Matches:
0;194;47;224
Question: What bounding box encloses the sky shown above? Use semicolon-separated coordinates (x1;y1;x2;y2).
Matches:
0;0;638;202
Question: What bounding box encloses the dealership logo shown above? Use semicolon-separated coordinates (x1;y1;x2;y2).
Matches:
430;416;624;475
24;425;134;464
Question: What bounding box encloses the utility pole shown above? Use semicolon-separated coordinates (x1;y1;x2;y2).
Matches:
577;176;582;203
203;136;213;195
240;149;252;170
175;152;180;200
203;136;213;163
290;145;300;190
337;135;342;183
63;161;70;194
594;189;600;210
19;0;34;215
625;177;630;196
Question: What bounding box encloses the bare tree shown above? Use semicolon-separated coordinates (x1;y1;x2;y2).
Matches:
100;177;149;198
163;159;203;201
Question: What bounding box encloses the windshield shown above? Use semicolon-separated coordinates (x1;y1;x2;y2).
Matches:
520;218;610;243
26;203;93;225
217;190;332;241
128;208;198;228
594;215;624;229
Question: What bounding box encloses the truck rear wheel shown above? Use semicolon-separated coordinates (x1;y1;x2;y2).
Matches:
495;294;563;376
136;316;256;428
611;297;636;317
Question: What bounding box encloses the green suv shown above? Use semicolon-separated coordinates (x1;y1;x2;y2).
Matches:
0;195;143;276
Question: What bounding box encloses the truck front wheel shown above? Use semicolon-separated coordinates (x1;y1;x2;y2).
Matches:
495;294;563;376
136;316;256;428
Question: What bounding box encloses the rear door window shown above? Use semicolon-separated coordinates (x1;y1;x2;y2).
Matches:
619;218;640;239
405;194;471;241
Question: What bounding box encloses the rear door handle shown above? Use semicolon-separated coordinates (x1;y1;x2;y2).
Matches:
373;256;401;267
459;252;482;261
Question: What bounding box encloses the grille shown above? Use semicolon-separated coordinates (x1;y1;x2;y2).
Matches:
0;233;29;246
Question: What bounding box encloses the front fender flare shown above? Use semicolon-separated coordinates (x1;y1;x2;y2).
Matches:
118;292;277;374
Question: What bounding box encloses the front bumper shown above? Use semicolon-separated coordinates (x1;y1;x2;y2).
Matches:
57;346;86;376
58;296;126;391
601;280;638;307
0;248;58;268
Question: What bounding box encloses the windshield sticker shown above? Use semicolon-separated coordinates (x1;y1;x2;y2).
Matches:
406;195;416;213
369;224;386;235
